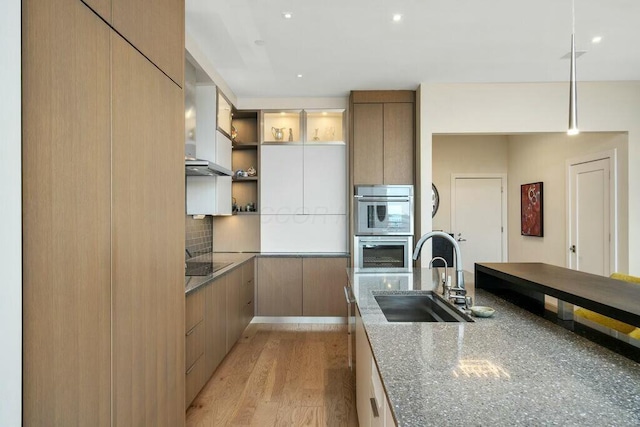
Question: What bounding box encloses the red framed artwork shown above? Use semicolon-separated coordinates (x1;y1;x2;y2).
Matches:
521;182;543;237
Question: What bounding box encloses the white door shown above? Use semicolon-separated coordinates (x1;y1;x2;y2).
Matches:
568;158;611;276
451;177;506;274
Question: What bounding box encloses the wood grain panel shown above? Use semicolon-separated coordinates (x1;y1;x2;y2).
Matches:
112;0;184;86
82;0;112;22
111;33;185;426
185;321;204;371
212;215;260;252
22;0;111;424
351;90;415;103
242;260;256;329
186;288;205;333
226;267;244;351
353;103;383;185
185;355;206;408
383;102;415;185
257;258;303;316
302;257;349;316
205;276;227;379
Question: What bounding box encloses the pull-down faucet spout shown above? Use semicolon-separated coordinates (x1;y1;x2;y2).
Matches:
413;231;465;290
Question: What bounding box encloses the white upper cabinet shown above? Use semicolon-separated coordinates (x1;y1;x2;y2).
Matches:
303;145;346;215
195;85;217;161
260;145;304;214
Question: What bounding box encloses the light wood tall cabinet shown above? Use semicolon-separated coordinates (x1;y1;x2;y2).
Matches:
23;1;111;424
111;32;184;426
23;0;185;425
350;91;416;186
112;0;184;85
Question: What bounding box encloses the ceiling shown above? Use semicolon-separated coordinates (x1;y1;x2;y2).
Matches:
185;0;640;98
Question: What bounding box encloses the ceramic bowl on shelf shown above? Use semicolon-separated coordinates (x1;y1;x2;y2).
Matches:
470;306;495;318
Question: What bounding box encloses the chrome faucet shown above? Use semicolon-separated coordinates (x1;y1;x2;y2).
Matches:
414;231;467;306
428;256;450;297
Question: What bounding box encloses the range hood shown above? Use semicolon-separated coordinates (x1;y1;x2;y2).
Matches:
185;158;233;177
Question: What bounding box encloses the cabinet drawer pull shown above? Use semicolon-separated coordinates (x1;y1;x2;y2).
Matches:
186;327;195;336
370;397;379;418
186;361;197;375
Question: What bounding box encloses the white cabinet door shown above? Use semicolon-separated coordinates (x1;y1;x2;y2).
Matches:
303;145;346;215
195;85;217;161
260;214;346;253
216;130;232;169
260;145;303;214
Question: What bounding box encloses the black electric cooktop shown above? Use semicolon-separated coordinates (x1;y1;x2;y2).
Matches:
185;261;232;276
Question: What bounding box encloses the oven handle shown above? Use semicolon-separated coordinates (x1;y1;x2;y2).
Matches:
354;196;411;203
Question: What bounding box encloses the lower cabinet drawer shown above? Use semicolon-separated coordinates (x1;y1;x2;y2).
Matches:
185;354;205;408
185;321;204;371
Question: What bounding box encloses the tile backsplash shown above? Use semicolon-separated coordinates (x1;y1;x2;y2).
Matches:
185;215;213;257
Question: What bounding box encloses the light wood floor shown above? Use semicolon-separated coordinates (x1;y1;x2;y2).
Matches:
186;323;358;427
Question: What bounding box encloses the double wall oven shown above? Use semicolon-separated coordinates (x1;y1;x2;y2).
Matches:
353;185;414;270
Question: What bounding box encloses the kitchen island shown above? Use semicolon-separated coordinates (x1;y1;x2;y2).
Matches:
348;269;640;426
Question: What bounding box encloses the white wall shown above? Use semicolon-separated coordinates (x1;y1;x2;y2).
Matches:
0;0;22;424
507;132;628;271
432;135;509;231
419;82;640;275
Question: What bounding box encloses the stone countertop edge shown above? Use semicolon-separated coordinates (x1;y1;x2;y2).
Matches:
347;268;640;427
184;253;255;295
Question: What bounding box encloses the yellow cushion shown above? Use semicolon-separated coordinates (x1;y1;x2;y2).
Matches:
573;272;640;335
610;272;640;285
574;308;636;334
629;328;640;340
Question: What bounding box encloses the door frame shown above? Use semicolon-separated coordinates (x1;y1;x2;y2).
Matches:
450;173;509;263
566;149;618;274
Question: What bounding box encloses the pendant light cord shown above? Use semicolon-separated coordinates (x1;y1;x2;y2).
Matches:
572;0;575;34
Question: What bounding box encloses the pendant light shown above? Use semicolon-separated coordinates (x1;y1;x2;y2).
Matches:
567;0;579;135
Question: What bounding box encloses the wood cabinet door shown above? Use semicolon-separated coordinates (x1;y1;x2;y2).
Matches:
257;257;303;316
22;0;111;424
205;276;227;379
186;288;205;333
112;0;184;85
302;257;348;316
383;103;415;185
226;267;244;351
111;32;185;426
242;260;256;328
82;0;112;22
355;307;372;427
353;103;384;185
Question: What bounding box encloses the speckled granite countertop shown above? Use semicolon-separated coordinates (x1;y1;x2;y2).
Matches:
185;253;255;295
347;269;640;426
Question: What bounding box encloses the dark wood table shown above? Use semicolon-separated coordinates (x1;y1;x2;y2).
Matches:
475;262;640;328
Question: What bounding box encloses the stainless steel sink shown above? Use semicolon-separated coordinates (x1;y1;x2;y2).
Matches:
374;292;473;322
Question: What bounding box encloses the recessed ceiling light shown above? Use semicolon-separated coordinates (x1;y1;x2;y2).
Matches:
282;12;293;19
297;74;303;78
392;14;402;22
592;36;602;44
